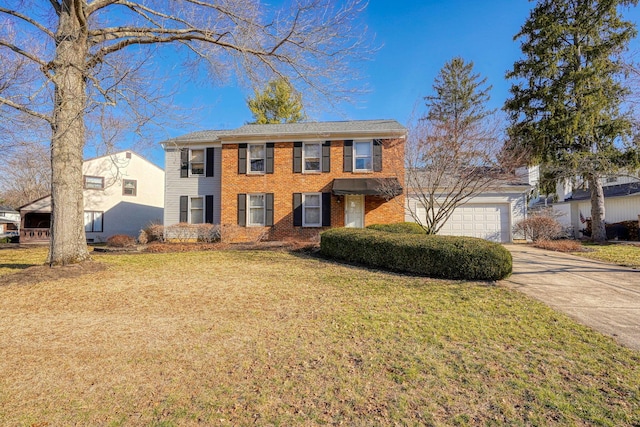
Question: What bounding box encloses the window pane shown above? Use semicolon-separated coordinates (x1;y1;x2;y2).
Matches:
191;210;203;224
250;159;264;172
304;143;320;158
305;207;320;225
250;207;264;225
191;150;204;162
249;195;264;207
84;212;93;231
249;144;265;158
305;194;320;207
355;142;371;156
191;197;203;209
355;158;371;170
93;212;103;232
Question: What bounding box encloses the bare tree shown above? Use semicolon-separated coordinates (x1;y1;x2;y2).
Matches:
403;116;515;234
397;58;521;235
0;0;372;265
0;142;51;209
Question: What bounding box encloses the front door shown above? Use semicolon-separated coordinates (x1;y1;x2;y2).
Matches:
344;195;364;228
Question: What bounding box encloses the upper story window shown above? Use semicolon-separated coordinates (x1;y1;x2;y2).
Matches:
84;175;104;190
354;141;372;171
190;149;204;175
122;179;137;196
248;144;265;173
303;143;321;172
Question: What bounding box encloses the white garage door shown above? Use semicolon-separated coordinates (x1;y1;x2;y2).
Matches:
417;204;510;243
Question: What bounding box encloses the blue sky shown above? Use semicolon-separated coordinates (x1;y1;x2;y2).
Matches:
145;0;640;166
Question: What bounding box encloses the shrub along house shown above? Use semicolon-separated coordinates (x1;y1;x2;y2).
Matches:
162;120;406;241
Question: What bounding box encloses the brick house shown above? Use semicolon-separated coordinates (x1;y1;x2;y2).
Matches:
162;120;406;241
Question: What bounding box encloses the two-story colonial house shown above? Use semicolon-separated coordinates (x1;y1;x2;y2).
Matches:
162;120;406;241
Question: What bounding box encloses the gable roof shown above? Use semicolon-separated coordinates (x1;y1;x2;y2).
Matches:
162;120;407;145
567;182;640;201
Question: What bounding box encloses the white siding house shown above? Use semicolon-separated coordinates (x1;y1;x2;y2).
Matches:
19;151;164;243
161;133;222;227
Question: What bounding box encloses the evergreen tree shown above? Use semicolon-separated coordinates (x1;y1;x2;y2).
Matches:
247;78;305;124
504;0;638;242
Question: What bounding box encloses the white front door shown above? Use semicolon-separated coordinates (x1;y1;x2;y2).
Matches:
345;195;364;228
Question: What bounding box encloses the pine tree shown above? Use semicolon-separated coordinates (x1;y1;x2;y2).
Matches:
504;0;638;242
247;78;305;124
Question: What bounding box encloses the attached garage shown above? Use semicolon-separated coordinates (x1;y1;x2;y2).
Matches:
417;204;510;243
407;190;532;243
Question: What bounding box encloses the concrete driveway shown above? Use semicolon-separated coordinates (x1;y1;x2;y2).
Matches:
501;244;640;351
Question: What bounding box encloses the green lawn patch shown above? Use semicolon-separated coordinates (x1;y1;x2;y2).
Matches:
0;247;637;425
574;243;640;268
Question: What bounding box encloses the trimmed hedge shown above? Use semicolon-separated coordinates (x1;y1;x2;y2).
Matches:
366;222;426;234
320;228;512;281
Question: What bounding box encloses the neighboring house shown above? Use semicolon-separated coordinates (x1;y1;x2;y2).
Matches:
19;151;164;243
405;166;536;243
0;206;20;235
162;120;406;241
552;174;640;237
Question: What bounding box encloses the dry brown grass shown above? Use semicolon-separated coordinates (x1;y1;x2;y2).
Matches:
533;239;585;252
0;247;638;426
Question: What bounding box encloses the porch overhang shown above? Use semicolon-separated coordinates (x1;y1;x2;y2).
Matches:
332;178;403;197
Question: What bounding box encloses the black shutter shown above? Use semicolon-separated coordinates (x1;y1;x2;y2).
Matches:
373;139;383;172
266;143;274;174
322;141;331;173
265;193;274;226
179;196;188;222
180;149;189;178
322;192;331;226
343;140;353;172
206;147;214;177
237;194;246;226
293;193;302;226
238;144;247;174
293;142;302;173
205;195;214;224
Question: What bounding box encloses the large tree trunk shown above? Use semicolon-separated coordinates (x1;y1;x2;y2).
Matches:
48;1;90;266
587;174;607;243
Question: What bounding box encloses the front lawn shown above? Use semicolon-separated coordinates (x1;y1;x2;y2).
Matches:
574;243;640;268
0;247;638;426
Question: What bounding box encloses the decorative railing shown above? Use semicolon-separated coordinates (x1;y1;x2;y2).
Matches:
20;228;50;243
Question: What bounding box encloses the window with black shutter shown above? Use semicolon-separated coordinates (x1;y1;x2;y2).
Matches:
266;143;274;174
293;142;302;173
293;193;302;226
238;144;247;174
373;139;383;172
179;196;188;222
343;140;353;172
206;148;215;177
322;192;331;226
237;194;246;226
180;149;189;178
205;195;214;224
322;141;331;173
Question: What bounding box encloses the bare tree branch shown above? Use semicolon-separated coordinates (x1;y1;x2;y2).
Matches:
0;95;53;124
0;7;56;38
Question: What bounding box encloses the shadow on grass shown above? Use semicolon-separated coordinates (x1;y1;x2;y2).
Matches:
0;263;37;271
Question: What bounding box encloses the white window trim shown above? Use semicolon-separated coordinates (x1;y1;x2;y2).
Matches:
247;193;266;227
353;140;373;172
302;192;322;228
302;142;322;173
248;143;266;175
190;196;204;224
190;149;205;176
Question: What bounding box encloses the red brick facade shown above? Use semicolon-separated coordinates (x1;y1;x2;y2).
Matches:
220;139;405;242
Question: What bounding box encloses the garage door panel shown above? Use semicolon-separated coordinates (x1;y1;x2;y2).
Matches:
435;204;510;243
